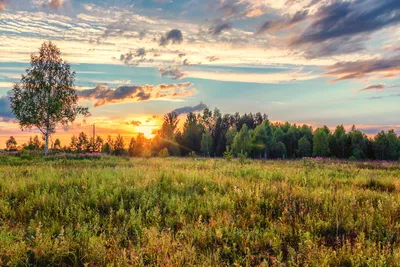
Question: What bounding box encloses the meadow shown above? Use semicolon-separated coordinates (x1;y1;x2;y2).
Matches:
0;155;400;266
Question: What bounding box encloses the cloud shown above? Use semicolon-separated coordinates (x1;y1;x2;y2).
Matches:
290;0;400;57
256;10;308;35
146;115;158;123
128;120;142;127
171;102;207;115
159;67;186;79
209;21;233;36
0;0;5;11
159;29;183;46
0;92;15;122
356;84;400;92
119;48;149;65
207;56;219;62
44;0;64;10
77;82;196;107
186;68;319;84
326;56;400;82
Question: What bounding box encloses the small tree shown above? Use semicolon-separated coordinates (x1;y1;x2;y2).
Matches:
102;135;114;155
53;138;61;151
113;134;125;156
159;148;169;158
5;136;18;152
10;42;89;155
70;135;79;152
128;137;136;157
77;132;90;152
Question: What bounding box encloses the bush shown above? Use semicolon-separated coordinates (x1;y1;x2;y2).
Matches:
223;147;234;162
188;151;197;159
158;148;169;158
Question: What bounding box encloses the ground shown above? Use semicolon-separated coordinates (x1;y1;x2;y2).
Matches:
0;156;400;266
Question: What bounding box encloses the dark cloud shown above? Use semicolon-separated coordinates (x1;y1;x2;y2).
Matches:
128;120;142;127
159;29;183;46
290;0;400;57
294;0;400;45
367;93;400;100
326;56;400;82
216;0;265;19
171;102;207;116
119;48;148;65
0;92;15;122
159;66;186;79
77;82;196;107
357;84;400;92
209;21;233;36
207;56;219;62
256;10;308;35
146;115;158;123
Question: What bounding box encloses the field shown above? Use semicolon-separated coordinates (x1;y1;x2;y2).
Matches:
1;156;400;266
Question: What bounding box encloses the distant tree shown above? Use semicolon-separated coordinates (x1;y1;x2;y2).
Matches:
102;135;114;155
373;130;399;160
26;135;42;151
53;138;61;151
252;122;268;158
332;125;347;158
69;135;79;152
113;134;125;156
158;112;179;154
200;130;213;157
10;41;89;155
93;136;103;152
297;136;312;158
181;112;203;155
347;126;368;159
232;124;252;156
313;127;331;157
225;126;238;149
77;132;90;152
128;137;136;157
5;136;18;152
270;140;287;159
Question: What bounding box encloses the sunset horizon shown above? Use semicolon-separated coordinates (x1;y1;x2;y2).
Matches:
1;0;399;148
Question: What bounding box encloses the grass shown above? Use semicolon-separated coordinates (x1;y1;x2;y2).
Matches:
0;156;400;266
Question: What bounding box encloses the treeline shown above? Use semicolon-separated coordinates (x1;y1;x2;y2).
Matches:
4;108;400;160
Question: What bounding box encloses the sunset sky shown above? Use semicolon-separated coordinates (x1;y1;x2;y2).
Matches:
0;0;399;147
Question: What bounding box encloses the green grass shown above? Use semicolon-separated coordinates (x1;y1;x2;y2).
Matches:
0;157;400;266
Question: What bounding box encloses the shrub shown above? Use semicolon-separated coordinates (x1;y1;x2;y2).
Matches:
188;151;197;159
158;148;169;158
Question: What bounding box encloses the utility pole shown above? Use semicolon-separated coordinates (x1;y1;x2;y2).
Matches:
92;123;96;153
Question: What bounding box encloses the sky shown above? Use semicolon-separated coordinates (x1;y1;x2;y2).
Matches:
0;0;399;146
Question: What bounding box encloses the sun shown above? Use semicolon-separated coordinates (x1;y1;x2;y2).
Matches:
135;125;157;139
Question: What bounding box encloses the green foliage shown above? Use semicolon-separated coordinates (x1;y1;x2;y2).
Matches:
232;124;252;156
313;127;331;157
200;130;213;157
237;151;249;166
223;147;234;162
158;148;169;158
0;158;399;266
10;42;89;154
297;136;312;158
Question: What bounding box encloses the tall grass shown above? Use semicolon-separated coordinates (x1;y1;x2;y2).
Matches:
0;157;399;266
